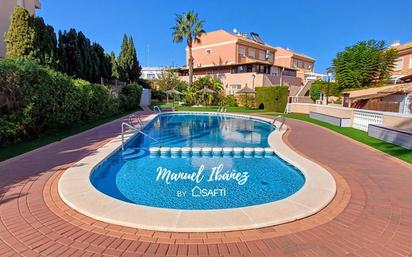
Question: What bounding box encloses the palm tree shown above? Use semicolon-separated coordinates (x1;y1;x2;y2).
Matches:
171;11;205;86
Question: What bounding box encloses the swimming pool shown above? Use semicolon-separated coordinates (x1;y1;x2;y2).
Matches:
90;113;305;210
59;112;336;231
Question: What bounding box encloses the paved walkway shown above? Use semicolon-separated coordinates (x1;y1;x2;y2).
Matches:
0;113;411;257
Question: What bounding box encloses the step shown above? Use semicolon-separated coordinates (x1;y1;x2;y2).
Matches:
148;146;275;158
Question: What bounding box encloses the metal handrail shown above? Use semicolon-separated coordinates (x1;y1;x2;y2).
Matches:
121;122;160;151
272;115;286;130
217;106;227;113
128;114;144;128
153;106;161;113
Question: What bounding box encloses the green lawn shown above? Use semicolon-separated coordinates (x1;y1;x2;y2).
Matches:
156;104;411;164
282;113;412;164
0;110;139;162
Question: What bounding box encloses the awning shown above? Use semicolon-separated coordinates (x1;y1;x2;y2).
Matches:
350;93;393;101
236;86;255;94
378;82;412;94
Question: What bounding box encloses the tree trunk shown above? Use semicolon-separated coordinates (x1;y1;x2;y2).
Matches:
188;46;194;86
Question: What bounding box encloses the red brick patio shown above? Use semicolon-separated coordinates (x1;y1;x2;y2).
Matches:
1;112;412;257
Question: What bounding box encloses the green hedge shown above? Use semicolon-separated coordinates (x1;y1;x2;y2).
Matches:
0;59;141;145
119;83;143;111
255;86;288;112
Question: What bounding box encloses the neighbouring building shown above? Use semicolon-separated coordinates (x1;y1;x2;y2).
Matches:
391;41;412;84
273;47;315;81
141;67;165;80
0;0;42;58
177;30;316;98
342;83;412;114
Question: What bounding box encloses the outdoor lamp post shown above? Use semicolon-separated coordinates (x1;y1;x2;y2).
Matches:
252;74;256;89
326;68;333;105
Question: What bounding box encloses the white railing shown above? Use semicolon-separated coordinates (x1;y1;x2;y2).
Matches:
353;110;383;131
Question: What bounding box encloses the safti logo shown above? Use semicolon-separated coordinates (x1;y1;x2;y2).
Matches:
191;186;202;197
191;186;227;197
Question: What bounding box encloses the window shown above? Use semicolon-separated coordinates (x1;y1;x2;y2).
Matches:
232;64;253;73
394;58;403;71
238;46;246;56
304;62;312;70
259;50;266;60
293;59;298;68
271;67;280;76
410;56;412;69
283;69;297;77
298;60;303;68
248;48;256;58
268;52;274;62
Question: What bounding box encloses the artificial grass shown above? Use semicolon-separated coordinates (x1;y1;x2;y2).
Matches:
0;109;139;162
155;104;411;164
282;113;412;164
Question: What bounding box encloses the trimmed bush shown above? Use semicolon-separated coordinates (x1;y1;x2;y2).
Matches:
221;95;237;107
0;59;141;146
255;86;288;112
119;83;143;111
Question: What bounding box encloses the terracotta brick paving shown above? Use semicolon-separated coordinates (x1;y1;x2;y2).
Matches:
1;114;412;256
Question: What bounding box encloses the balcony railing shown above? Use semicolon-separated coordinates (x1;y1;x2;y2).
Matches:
237;55;272;65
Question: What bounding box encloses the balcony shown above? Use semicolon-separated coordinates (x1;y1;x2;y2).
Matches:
237;55;272;65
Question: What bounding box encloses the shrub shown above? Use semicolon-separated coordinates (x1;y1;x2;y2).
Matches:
152;90;166;102
255;86;288;112
0;59;141;146
119;83;143;111
220;95;237;107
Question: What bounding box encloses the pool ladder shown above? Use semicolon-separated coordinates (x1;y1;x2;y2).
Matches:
127;114;144;128
121;115;160;151
272;115;286;130
217;106;227;113
153;106;161;113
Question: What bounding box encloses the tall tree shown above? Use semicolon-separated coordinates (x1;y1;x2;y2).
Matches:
91;43;112;82
57;29;112;83
117;34;141;83
109;51;119;79
5;7;36;59
172;11;205;85
333;40;398;91
126;36;141;82
58;29;81;77
33;17;58;68
117;34;130;82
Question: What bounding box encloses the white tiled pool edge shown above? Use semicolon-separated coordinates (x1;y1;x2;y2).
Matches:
58;112;336;232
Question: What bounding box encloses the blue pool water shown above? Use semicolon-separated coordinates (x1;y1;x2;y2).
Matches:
91;113;305;210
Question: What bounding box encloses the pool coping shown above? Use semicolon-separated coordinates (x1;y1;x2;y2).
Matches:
58;112;336;232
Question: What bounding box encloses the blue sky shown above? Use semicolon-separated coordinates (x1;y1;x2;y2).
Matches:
38;0;411;73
